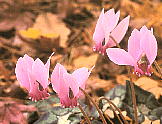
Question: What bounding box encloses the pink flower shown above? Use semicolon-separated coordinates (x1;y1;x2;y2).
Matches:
93;8;130;54
107;26;157;76
51;63;91;108
15;53;53;101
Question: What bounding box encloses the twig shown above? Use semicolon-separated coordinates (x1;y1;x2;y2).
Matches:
99;97;128;124
79;87;107;124
78;104;91;124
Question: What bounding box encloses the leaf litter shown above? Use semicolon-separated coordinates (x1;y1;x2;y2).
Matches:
0;0;161;123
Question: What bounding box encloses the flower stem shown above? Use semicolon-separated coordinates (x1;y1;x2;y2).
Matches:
99;97;128;124
79;87;107;124
154;60;162;78
109;35;138;123
78;104;91;124
104;113;114;124
127;67;138;124
109;104;123;124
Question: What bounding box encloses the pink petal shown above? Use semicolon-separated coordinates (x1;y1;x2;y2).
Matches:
51;63;68;96
104;9;120;33
15;58;30;91
106;48;135;66
140;28;157;65
93;8;105;45
110;15;130;44
104;38;115;48
15;55;34;91
60;95;77;108
63;73;79;97
150;28;153;33
45;52;54;70
72;67;90;90
139;25;148;35
104;31;111;47
23;54;34;70
28;71;49;101
128;28;141;61
32;58;49;89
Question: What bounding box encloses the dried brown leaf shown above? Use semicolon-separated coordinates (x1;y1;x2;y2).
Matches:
0;97;36;124
135;77;162;99
73;54;98;68
87;76;114;92
33;13;71;48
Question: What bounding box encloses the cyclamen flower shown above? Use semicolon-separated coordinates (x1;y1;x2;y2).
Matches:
107;26;157;76
51;63;91;108
15;53;53;101
93;8;130;54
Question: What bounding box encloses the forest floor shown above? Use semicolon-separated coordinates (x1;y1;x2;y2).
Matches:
0;0;161;124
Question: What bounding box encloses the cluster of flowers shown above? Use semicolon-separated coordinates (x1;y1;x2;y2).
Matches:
15;8;157;108
15;53;92;107
93;8;157;76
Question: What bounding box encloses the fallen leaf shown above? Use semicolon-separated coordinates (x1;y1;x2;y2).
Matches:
73;54;98;68
0;11;34;31
87;76;114;92
121;0;162;38
135;77;162;99
0;97;36;124
19;28;41;39
33;13;71;48
18;27;60;52
69;45;93;60
142;116;160;124
116;75;129;85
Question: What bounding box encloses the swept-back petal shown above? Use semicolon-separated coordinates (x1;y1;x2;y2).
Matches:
32;58;49;89
105;38;116;48
23;54;34;70
140;29;157;65
15;58;30;91
72;67;90;90
45;52;54;70
63;73;79;97
110;16;130;44
139;25;148;36
93;8;105;44
104;9;120;32
51;63;68;96
15;54;34;91
128;28;141;61
150;28;153;34
107;48;135;66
